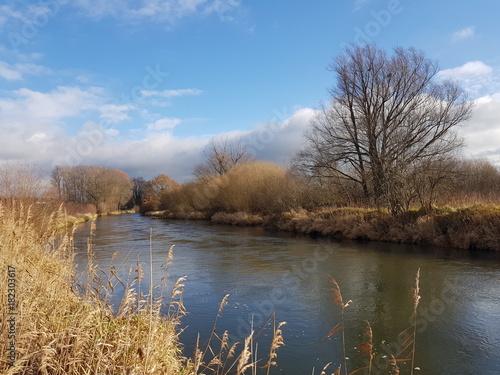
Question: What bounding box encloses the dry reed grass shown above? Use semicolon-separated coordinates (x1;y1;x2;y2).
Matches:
211;212;265;226
0;202;187;374
185;301;287;375
325;270;421;375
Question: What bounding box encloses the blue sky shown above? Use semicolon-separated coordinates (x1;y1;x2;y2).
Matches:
1;0;500;181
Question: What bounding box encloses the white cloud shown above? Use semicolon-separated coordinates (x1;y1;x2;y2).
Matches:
140;88;203;98
146;117;182;131
17;63;51;76
0;61;51;81
462;94;500;163
436;63;500;164
436;61;498;97
99;104;135;124
139;88;203;107
76;75;90;84
105;128;120;137
203;0;241;21
0;85;107;164
54;130;210;181
238;107;316;164
73;0;241;24
27;131;48;143
353;0;372;11
0;62;22;80
0;5;25;27
0;92;315;181
438;61;493;81
453;26;475;42
0;86;103;122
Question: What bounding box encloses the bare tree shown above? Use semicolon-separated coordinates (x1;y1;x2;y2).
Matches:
298;44;473;214
130;177;147;206
0;161;47;200
194;137;253;178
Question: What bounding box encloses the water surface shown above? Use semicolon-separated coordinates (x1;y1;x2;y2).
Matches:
73;214;500;374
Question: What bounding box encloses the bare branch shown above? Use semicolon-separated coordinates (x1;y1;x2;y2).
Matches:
194;137;254;178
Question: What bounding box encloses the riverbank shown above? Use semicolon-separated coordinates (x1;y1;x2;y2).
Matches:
56;208;136;230
148;205;500;251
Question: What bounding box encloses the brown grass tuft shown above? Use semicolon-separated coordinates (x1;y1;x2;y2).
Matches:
327;276;352;375
262;315;286;374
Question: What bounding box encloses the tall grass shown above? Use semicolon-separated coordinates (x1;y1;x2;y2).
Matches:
325;270;422;375
0;201;186;374
186;301;287;375
160;161;302;217
327;277;352;375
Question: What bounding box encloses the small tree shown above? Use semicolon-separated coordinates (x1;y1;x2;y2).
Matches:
298;44;473;214
129;177;147;207
194;137;253;178
141;174;180;213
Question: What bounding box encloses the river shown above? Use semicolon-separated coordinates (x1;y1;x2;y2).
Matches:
73;213;500;374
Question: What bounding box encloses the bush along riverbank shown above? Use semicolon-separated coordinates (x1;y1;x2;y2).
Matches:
148;205;500;252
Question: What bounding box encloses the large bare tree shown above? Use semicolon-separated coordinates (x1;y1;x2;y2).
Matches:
298;44;473;214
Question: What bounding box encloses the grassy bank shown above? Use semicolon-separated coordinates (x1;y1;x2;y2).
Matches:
0;202;186;374
150;205;500;251
56;207;136;231
141;159;500;252
273;205;500;251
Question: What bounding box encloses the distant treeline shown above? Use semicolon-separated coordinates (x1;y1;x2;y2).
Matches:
0;161;177;215
50;166;181;215
52;165;132;213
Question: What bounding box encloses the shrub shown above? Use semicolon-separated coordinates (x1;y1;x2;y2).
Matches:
215;161;296;215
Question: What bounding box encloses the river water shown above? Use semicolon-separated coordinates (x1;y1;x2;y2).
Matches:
73;213;500;375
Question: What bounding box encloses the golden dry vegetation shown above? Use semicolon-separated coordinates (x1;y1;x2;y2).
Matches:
0;202;186;374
